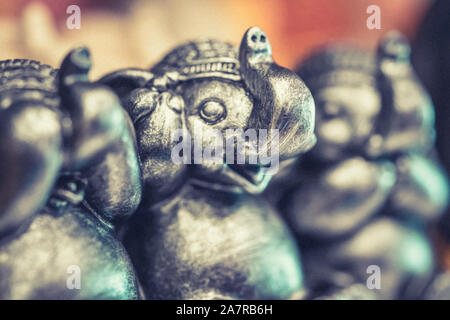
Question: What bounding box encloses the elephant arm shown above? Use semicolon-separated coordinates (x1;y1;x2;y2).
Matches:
388;152;449;223
82;111;142;225
283;157;396;240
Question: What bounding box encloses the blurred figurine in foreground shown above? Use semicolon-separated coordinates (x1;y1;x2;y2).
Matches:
0;49;141;299
266;31;449;299
100;27;316;299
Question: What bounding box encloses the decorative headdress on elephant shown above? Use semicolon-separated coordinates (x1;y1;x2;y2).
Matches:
99;27;316;205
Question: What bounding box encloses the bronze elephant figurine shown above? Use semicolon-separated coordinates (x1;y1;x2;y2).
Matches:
0;48;141;299
100;27;316;299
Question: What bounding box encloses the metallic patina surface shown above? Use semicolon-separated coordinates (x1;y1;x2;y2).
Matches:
1;26;445;300
0;49;141;299
101;27;315;299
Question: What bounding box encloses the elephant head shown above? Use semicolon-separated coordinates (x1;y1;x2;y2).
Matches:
296;44;381;163
100;27;315;205
296;31;434;163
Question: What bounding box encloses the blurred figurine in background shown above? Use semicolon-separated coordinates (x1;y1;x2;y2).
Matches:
266;31;449;299
412;0;450;299
100;27;316;299
0;48;141;299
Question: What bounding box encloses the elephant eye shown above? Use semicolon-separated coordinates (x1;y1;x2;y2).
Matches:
198;98;226;124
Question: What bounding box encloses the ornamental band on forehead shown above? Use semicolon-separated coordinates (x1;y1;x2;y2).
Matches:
151;39;242;82
0;60;57;92
0;59;59;107
305;71;376;91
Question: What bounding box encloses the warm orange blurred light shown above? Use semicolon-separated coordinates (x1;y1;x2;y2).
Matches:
0;0;434;75
225;0;432;68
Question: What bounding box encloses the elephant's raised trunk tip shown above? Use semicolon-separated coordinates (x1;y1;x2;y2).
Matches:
240;27;273;66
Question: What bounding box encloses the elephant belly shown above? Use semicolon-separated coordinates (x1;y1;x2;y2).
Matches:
0;206;139;299
125;189;304;299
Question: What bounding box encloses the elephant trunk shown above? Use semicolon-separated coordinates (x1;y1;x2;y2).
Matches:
239;27;316;161
58;47;128;168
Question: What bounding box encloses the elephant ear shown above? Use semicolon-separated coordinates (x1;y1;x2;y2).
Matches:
98;68;155;98
239;27;316;161
98;68;165;126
